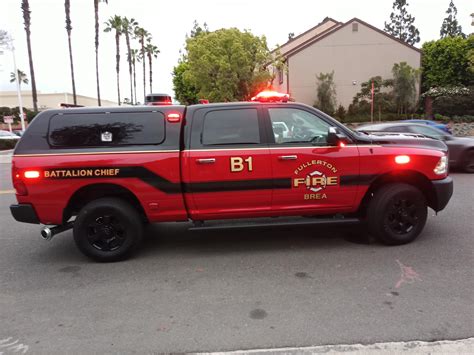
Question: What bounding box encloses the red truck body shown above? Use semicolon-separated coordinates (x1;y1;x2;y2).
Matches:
9;101;453;261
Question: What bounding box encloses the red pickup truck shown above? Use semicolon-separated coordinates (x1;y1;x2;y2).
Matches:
10;97;453;261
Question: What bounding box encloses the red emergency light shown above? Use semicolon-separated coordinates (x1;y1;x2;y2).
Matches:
250;91;290;103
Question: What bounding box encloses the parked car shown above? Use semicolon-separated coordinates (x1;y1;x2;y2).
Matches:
406;119;452;134
357;122;474;173
0;130;21;140
13;130;25;137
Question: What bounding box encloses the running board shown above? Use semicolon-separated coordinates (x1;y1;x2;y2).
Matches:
189;217;361;231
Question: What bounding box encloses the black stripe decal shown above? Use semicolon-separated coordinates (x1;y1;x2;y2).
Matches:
184;178;291;193
340;174;378;186
43;166;377;194
43;166;181;194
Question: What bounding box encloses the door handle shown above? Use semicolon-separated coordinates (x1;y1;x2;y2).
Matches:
197;158;216;164
278;155;298;160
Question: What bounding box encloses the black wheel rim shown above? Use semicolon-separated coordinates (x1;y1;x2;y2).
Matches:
385;197;419;235
86;215;126;251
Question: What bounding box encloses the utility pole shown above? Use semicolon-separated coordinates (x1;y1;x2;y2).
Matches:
370;81;374;123
0;31;26;131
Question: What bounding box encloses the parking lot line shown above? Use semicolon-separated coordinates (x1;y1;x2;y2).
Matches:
0;189;15;195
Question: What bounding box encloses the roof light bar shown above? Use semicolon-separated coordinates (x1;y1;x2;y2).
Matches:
251;91;290;103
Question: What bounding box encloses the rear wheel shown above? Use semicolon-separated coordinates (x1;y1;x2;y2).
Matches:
367;183;427;245
73;197;143;262
462;149;474;173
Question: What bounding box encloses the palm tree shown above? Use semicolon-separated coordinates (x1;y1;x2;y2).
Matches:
144;41;160;93
64;0;77;105
130;48;139;104
134;26;151;101
10;70;29;88
104;15;123;106
93;0;108;106
121;17;138;105
21;0;38;111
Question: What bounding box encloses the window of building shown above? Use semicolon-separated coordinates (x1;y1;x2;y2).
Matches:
49;112;165;147
202;109;260;145
352;22;358;32
268;108;330;145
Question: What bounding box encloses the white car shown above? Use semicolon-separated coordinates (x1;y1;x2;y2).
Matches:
0;130;21;140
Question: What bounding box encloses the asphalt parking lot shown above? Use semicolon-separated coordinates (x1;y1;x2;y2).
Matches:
0;157;473;353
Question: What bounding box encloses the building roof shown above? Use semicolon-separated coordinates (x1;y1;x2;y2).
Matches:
276;17;422;60
273;17;341;56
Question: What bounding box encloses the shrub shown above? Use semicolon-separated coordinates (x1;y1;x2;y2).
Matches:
313;71;336;115
0;139;18;150
335;105;346;121
431;87;474;116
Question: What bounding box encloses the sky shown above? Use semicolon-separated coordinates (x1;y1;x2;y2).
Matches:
0;0;473;105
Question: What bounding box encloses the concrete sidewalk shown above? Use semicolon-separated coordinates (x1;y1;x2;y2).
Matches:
201;338;474;354
0;150;13;164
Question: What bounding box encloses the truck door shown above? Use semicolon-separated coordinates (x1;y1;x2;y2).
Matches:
264;106;359;215
182;106;273;220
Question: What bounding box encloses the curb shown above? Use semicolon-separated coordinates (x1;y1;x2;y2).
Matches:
198;338;474;354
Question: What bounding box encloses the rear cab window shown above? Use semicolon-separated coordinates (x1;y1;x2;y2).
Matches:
48;112;165;148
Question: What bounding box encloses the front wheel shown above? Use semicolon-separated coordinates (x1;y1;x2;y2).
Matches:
367;183;427;245
73;197;143;262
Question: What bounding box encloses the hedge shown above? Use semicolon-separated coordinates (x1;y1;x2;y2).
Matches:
0;139;18;150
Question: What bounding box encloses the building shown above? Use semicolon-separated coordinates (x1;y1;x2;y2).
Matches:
272;17;422;108
0;91;117;110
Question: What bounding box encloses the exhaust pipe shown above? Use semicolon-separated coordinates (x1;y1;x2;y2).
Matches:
41;222;74;241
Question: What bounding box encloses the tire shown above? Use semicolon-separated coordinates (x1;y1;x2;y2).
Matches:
462;149;474;173
367;183;427;245
73;197;143;262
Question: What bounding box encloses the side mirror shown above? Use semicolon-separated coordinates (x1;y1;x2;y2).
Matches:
327;127;348;146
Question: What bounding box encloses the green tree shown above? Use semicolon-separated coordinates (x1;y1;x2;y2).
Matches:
392;62;419;114
384;0;420;45
64;0;77;105
134;26;151;100
93;0;108;106
104;15;123;105
172;22;207;104
314;72;336;115
189;20;209;38
122;17;138;104
183;28;272;102
172;60;199;105
352;76;395;116
440;1;465;38
421;35;474;90
144;41;160;93
10;70;29;88
21;0;38;111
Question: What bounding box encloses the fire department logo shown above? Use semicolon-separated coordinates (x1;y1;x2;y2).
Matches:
292;160;339;200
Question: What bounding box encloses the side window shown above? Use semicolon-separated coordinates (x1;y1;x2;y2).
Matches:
202;109;260;145
49;112;165;147
409;125;444;139
268;108;330;145
385;126;409;132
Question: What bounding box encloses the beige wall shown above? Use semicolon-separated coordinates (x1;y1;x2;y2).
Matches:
0;91;117;110
288;21;421;108
278;19;340;56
